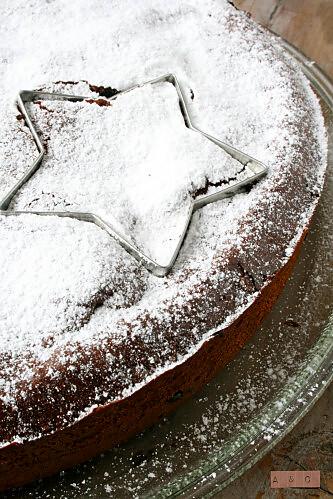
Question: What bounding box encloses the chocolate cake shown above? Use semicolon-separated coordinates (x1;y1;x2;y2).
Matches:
0;0;327;491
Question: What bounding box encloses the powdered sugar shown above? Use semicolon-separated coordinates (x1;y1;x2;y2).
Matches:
11;81;243;264
0;215;144;355
0;0;327;443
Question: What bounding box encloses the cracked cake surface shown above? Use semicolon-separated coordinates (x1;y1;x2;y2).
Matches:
0;0;328;447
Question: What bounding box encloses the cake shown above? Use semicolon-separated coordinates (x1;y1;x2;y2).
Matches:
0;0;327;491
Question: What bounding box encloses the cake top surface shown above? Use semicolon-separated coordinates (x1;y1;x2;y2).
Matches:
0;0;327;443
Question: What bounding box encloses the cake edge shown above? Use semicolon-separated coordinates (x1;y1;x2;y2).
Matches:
0;218;309;491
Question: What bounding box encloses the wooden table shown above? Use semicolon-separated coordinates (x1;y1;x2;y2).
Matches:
218;2;333;497
233;0;333;79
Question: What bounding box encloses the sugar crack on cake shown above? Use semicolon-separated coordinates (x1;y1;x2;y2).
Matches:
0;0;327;490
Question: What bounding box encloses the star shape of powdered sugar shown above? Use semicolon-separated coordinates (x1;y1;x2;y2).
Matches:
0;74;267;277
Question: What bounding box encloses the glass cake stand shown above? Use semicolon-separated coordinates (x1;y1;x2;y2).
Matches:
6;39;333;499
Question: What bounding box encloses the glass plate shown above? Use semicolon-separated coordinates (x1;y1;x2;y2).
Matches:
7;39;333;499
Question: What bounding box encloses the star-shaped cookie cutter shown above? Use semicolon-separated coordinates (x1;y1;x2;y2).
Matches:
0;74;267;277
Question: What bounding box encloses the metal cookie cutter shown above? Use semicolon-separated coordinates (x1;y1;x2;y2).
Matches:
0;74;267;277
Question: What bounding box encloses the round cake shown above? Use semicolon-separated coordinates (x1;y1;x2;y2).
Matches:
0;0;327;490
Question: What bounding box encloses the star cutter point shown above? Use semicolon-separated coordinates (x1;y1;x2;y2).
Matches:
0;73;268;277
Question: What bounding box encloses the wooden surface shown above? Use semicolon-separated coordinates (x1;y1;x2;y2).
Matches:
233;0;333;79
218;1;333;498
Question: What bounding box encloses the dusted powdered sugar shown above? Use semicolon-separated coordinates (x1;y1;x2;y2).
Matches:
0;215;144;354
0;0;327;443
11;81;243;264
